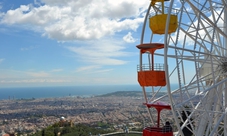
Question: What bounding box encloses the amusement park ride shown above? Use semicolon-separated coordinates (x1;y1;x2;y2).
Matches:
137;0;227;136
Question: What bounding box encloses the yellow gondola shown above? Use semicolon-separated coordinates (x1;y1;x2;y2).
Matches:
149;0;178;34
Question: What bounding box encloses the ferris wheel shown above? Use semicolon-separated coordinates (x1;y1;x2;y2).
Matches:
137;0;227;135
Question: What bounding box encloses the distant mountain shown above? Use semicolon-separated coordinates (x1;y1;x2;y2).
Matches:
97;91;143;97
97;91;166;98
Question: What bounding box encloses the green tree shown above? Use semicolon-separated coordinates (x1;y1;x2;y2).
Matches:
54;127;60;136
42;129;45;136
61;126;73;135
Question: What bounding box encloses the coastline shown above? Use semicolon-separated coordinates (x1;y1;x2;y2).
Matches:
0;84;142;100
0;86;176;135
0;84;178;100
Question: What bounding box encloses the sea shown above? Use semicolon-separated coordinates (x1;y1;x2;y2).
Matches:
0;84;178;100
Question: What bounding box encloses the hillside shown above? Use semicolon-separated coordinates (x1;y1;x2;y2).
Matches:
97;91;142;97
97;91;166;98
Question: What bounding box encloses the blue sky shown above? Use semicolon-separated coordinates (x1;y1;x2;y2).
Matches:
0;0;150;88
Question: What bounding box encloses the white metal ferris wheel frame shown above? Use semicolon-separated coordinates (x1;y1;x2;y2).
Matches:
140;0;227;135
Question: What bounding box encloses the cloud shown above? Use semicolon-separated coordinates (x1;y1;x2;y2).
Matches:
27;71;50;77
0;58;4;64
0;0;148;41
75;65;113;74
75;65;101;72
91;68;113;74
0;79;70;84
65;39;132;65
20;45;39;51
51;69;63;72
123;32;136;43
0;69;70;84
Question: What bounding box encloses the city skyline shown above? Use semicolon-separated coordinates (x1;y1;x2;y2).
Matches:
0;0;151;88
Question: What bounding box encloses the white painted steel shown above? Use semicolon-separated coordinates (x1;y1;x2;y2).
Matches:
139;0;227;135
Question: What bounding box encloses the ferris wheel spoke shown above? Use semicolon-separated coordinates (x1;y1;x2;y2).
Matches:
138;0;227;135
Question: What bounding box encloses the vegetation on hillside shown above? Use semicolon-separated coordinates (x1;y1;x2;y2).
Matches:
30;122;113;136
30;120;142;136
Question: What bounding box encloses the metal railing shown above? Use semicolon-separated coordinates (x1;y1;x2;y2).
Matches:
137;63;164;71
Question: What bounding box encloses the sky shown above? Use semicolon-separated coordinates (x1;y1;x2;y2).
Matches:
0;0;150;88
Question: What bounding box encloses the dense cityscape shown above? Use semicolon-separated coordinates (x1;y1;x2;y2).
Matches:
0;91;173;136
